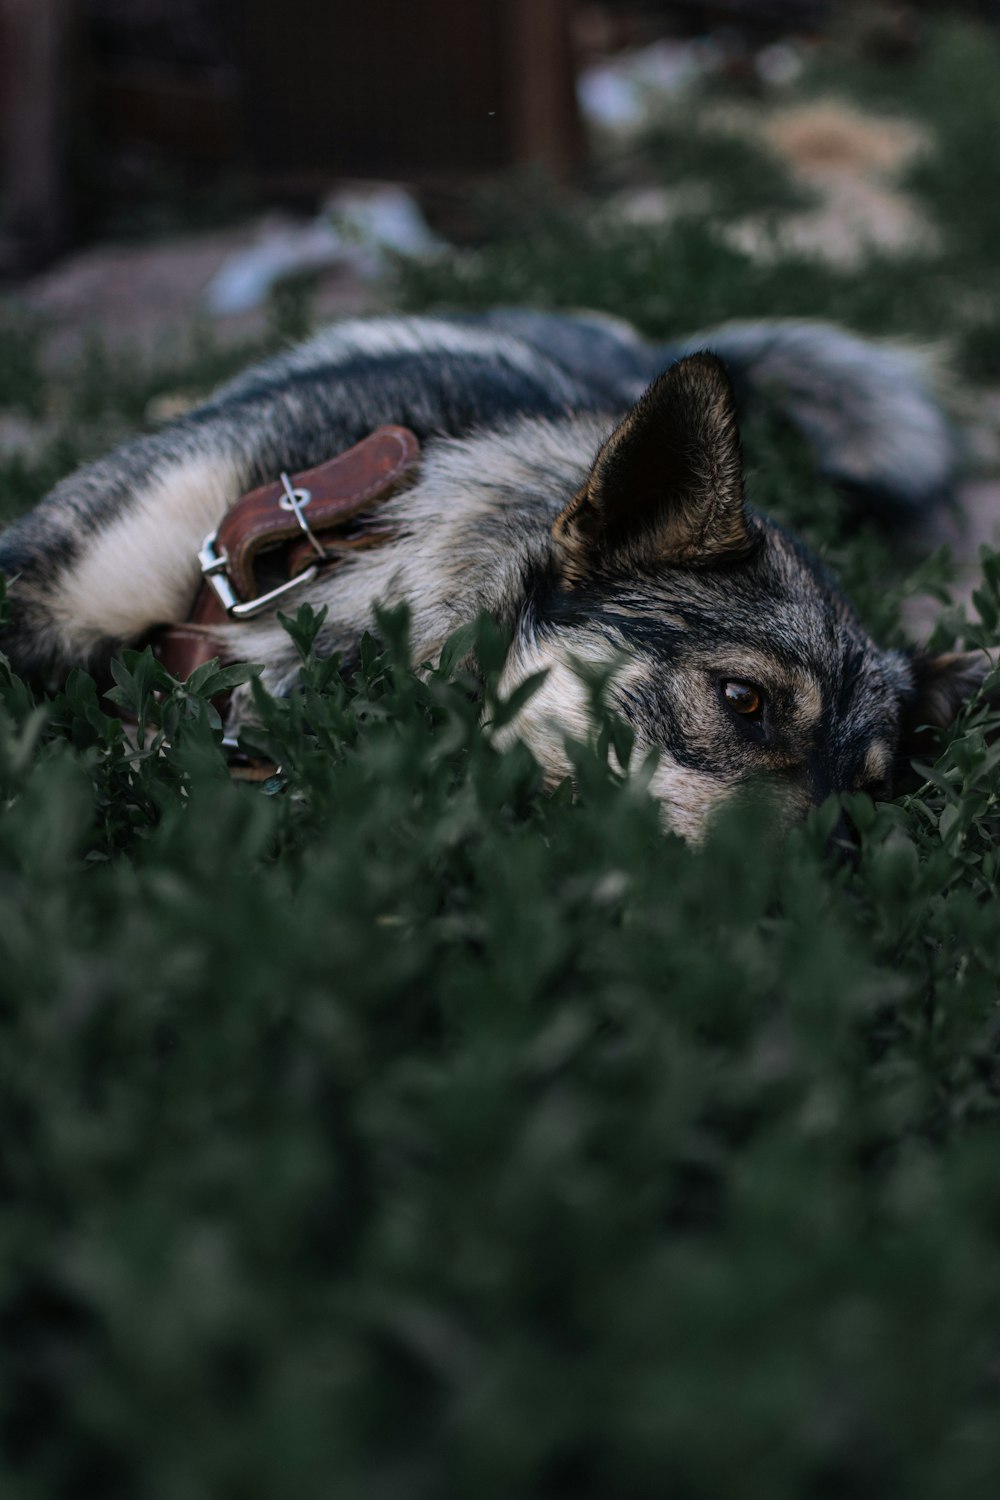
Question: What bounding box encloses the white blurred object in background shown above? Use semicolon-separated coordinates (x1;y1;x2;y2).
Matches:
204;185;444;316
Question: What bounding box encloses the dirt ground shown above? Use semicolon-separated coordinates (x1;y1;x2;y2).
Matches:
7;214;379;372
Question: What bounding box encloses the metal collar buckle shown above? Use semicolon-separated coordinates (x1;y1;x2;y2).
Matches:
198;471;321;620
277;471;328;560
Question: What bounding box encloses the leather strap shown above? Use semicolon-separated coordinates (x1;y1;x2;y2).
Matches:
149;425;419;683
218;425;418;601
152;586;229;681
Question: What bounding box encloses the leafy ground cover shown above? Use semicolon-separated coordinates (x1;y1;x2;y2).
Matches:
1;15;1000;1499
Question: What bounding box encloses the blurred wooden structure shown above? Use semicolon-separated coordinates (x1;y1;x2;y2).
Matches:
232;0;581;187
0;0;70;269
0;0;582;272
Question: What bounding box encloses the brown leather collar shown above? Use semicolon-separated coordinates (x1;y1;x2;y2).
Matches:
150;425;419;683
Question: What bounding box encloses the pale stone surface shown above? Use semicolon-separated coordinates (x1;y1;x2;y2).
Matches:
4;216;378;373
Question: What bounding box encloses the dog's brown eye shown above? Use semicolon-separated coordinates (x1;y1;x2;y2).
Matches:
723;680;763;717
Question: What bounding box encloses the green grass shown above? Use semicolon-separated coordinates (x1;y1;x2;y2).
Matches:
2;15;1000;1497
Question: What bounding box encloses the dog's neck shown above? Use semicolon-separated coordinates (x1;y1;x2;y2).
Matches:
229;413;611;686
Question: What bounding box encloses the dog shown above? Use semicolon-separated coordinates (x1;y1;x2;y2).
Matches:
0;309;986;841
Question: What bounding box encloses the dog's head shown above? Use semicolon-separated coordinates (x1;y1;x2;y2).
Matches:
501;353;988;842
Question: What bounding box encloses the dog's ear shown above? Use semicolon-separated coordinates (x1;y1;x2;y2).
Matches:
552;352;751;581
899;649;994;752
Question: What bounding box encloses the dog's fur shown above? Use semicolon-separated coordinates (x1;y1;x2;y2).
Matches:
0;309;984;840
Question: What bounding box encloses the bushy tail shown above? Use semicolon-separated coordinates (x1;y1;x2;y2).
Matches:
461;310;958;517
660;321;957;517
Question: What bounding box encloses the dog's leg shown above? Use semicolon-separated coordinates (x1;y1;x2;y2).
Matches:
0;413;283;673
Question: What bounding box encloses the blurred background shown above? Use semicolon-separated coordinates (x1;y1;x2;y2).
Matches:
1;1;998;357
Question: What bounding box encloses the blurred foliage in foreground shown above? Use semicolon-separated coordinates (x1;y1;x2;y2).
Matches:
1;591;1000;1499
3;12;1000;1499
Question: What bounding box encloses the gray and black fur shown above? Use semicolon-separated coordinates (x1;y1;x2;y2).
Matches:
0;310;982;840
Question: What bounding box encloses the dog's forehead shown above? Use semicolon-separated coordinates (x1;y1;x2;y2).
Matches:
591;537;908;729
545;519;910;719
713;526;905;691
604;541;860;663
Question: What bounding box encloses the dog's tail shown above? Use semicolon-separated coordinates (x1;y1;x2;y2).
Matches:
465;310;957;517
658;321;957;518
